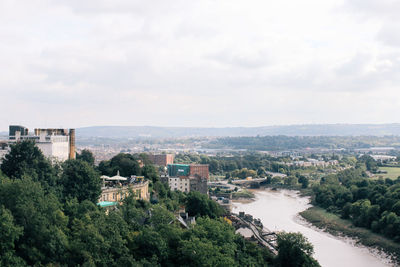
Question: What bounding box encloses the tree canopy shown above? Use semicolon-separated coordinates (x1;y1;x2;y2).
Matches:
60;159;102;203
76;149;95;165
1;141;59;191
0;142;320;266
275;232;320;267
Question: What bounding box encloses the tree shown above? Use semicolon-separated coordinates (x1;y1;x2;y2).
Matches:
178;237;234;266
142;164;159;183
129;227;168;263
149;205;175;229
0;205;25;266
60;160;102;203
275;232;320;267
257;167;266;177
186;191;224;218
284;176;298;187
298;176;309;189
359;155;378;173
76;149;95;166
98;153;141;177
0;178;68;265
1;141;59;190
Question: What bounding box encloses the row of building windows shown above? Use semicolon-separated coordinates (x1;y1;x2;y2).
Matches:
101;189;143;202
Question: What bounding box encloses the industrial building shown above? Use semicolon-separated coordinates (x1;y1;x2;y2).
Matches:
8;125;76;162
148;153;174;166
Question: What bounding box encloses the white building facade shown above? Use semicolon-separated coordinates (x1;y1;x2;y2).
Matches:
35;135;70;162
8;126;75;162
168;177;190;192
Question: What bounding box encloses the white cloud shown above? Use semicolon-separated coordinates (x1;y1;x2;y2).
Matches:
1;0;400;130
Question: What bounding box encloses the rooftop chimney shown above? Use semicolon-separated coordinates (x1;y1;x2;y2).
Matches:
69;129;76;160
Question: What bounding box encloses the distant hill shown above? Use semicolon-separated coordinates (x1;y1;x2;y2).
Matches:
76;124;400;138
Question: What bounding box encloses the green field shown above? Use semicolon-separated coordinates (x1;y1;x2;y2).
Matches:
375;167;400;180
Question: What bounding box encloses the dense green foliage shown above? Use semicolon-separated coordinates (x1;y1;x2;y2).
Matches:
313;167;400;242
76;149;95;165
98;153;141;177
275;232;320;267
99;153;159;182
175;153;297;176
1;141;60;191
185;191;225;218
0;141;287;266
60;160;102;202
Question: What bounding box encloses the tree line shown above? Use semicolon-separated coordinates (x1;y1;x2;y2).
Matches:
206;136;400;151
174;153;301;176
313;167;400;242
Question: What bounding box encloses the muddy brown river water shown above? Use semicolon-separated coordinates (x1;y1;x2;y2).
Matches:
232;189;394;267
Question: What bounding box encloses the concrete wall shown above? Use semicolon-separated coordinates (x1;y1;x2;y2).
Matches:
36;138;70;162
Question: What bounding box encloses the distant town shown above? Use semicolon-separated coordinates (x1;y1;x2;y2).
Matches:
2;124;400;266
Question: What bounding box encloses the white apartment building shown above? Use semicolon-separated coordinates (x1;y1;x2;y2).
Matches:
168;177;190;193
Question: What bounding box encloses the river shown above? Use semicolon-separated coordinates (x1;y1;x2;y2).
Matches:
232;189;393;267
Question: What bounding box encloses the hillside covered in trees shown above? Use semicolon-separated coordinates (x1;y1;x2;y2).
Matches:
0;141;319;266
313;168;400;244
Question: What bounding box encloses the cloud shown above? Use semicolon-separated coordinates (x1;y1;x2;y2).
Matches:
342;0;400;48
0;0;400;130
343;0;400;19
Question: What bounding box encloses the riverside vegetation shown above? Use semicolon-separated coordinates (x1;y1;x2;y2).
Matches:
0;141;319;266
307;167;400;261
178;150;400;262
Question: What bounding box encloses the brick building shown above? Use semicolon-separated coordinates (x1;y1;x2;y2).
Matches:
148;154;174;166
167;164;209;180
189;164;209;180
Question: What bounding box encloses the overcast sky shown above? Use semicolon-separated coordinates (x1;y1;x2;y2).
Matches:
1;0;400;130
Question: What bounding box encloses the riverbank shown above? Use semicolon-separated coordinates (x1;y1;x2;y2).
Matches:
300;206;400;263
232;189;255;199
233;188;391;267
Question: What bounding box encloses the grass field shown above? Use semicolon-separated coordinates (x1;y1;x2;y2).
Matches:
374;167;400;180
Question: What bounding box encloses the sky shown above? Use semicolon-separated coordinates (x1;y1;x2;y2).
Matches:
1;0;400;131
